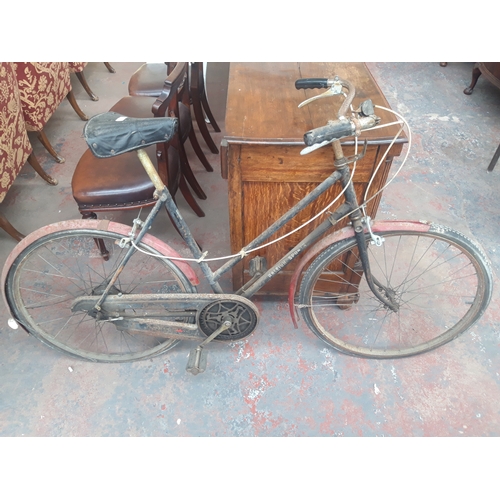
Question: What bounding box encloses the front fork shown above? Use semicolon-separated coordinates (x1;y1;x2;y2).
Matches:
333;140;399;313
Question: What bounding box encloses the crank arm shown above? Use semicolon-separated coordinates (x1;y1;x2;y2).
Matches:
186;321;232;376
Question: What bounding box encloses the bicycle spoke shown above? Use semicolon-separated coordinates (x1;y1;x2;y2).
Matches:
7;230;194;362
300;229;490;358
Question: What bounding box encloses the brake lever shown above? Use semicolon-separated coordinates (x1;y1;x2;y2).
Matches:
300;139;333;155
298;80;344;108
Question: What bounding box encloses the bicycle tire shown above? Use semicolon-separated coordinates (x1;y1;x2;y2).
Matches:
6;228;196;362
298;225;492;358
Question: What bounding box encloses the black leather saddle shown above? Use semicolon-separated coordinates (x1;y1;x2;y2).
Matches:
83;112;178;158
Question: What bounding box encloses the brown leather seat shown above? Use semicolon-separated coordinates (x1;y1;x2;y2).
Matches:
72;144;164;210
72;62;187;220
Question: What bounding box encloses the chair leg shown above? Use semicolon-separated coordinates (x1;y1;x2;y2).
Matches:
81;212;97;220
66;90;89;121
199;68;221;133
179;141;207;200
191;73;219;154
464;64;482;95
179;174;205;217
201;92;221;132
27;153;58;185
104;63;116;73
188;127;214;172
80;211;110;259
36;130;65;163
191;83;219;154
75;71;99;101
0;211;24;241
487;143;500;172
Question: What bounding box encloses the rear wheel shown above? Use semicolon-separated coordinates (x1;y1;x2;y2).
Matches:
6;228;196;362
298;226;492;358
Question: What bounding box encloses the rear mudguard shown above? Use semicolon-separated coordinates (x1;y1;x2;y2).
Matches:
1;219;200;315
288;220;432;328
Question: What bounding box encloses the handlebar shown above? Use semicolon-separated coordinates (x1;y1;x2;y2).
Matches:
295;78;331;89
296;75;380;150
303;116;378;147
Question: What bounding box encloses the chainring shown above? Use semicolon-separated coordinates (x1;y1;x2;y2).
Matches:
197;298;259;341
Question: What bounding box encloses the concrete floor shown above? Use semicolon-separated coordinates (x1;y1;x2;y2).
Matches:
1;62;499;438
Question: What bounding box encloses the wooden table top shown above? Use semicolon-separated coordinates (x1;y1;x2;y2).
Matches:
224;62;406;145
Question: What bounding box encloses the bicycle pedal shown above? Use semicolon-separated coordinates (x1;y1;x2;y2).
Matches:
186;346;208;375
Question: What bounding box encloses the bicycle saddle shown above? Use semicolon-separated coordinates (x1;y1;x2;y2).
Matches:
83;111;178;158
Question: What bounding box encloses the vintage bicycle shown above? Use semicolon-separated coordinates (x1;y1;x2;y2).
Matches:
2;76;493;375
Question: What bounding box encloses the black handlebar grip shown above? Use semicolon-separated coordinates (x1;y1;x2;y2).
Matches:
304;119;355;146
295;78;329;90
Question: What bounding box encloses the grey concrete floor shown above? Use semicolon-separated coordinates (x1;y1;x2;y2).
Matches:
1;62;499;441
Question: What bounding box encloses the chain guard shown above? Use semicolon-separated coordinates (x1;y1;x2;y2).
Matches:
72;292;260;342
197;298;259;341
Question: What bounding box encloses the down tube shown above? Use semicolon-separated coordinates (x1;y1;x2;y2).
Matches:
239;203;352;298
212;170;344;285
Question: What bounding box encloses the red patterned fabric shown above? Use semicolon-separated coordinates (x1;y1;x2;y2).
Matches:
13;62;72;132
69;62;87;73
0;63;32;203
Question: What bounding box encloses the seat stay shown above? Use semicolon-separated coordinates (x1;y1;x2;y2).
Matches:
90;190;170;312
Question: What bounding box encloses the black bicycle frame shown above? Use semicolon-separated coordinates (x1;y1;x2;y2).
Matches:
165;164;356;297
152;155;364;297
93;141;396;312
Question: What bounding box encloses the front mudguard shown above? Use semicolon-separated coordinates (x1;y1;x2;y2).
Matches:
288;220;433;328
2;219;200;317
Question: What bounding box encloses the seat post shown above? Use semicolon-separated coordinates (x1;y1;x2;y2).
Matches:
136;148;166;194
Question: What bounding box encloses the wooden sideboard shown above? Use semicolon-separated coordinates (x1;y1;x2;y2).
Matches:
221;62;407;296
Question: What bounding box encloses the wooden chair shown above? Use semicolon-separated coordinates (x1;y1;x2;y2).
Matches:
189;61;221;152
71;62;188;224
113;63;212;216
128;62;220;153
113;62;208;216
0;62;58;241
14;62;88;163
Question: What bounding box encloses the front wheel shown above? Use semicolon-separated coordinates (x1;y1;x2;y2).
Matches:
6;228;196;362
298;226;493;358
